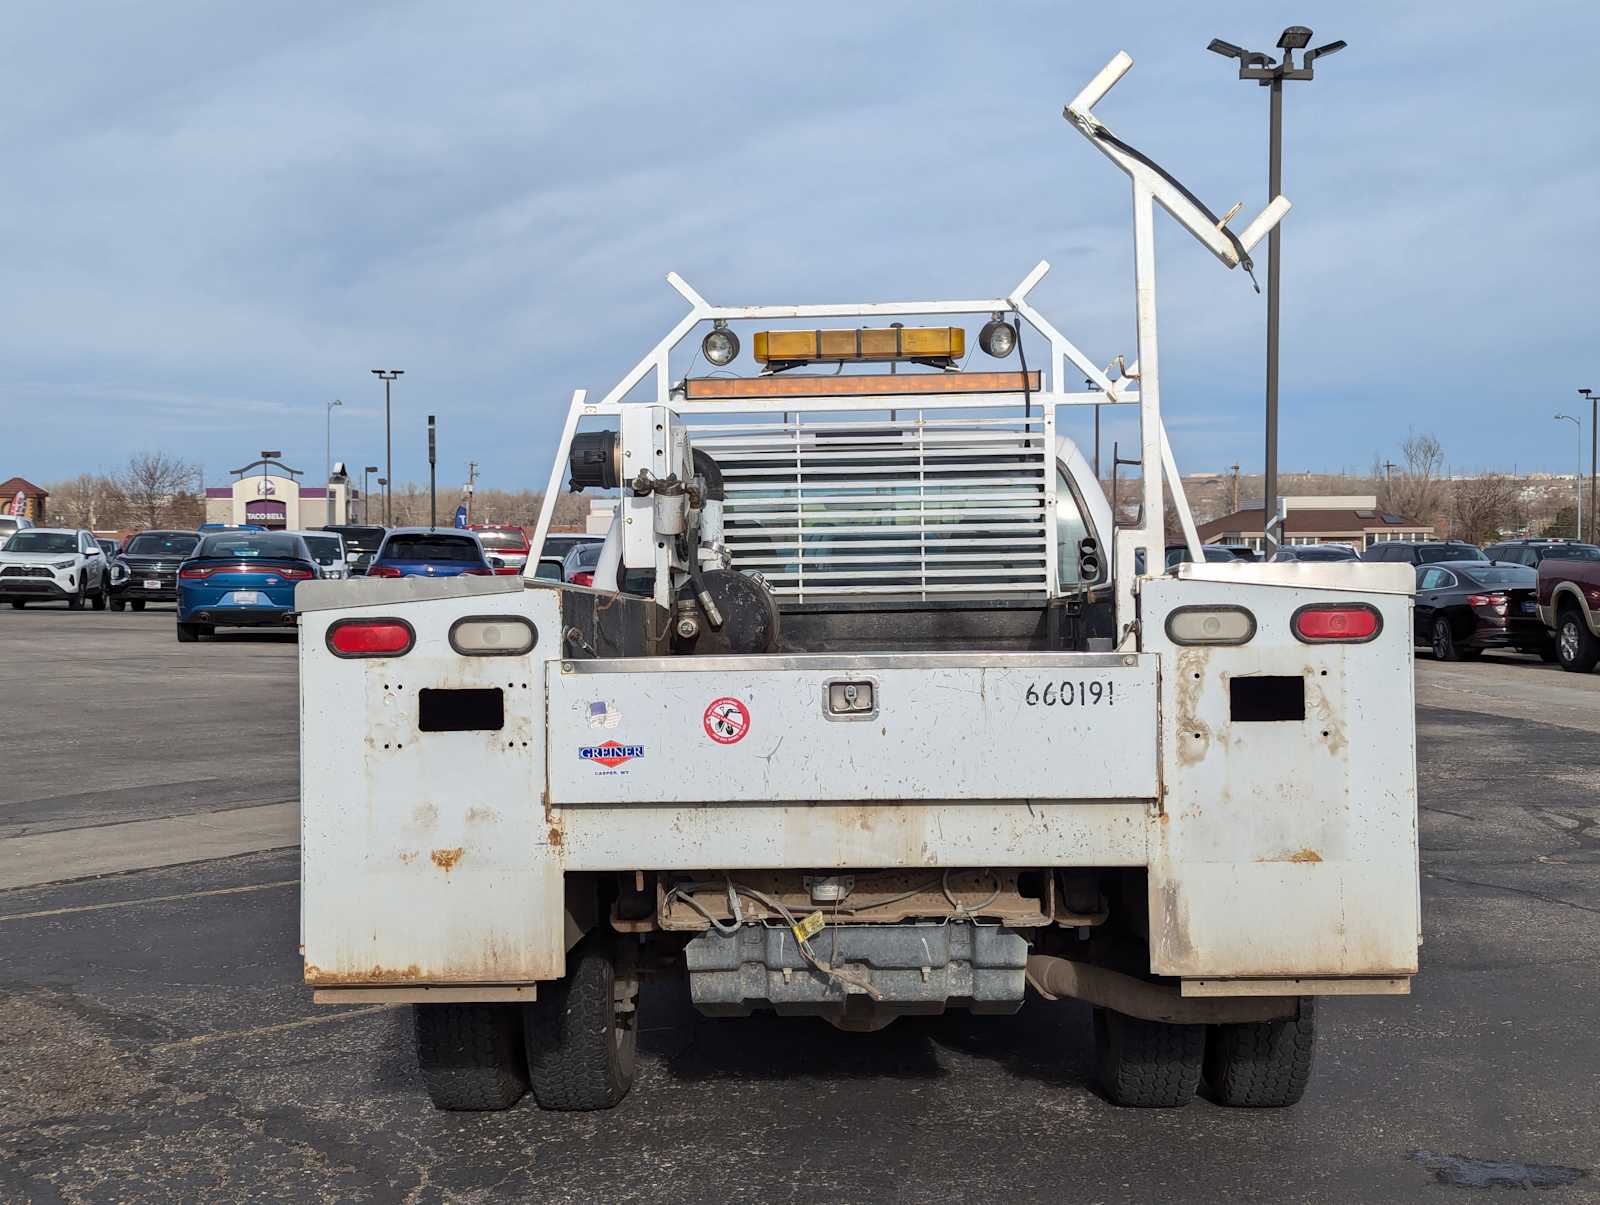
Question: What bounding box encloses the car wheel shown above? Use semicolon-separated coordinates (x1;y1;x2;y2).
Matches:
1092;1007;1205;1107
67;583;85;610
110;597;126;612
91;580;107;610
131;600;146;612
9;600;24;609
1556;611;1600;673
1430;618;1462;661
175;621;201;643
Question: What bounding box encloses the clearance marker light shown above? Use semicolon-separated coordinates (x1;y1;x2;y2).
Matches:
327;618;415;657
449;615;537;657
1165;605;1256;646
1291;603;1381;643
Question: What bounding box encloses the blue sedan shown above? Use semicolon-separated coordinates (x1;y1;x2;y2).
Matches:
176;532;318;642
366;528;499;578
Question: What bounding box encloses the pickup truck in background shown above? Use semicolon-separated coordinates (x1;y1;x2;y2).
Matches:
1537;556;1600;672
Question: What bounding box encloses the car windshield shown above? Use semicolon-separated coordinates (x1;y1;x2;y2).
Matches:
1542;544;1600;561
5;532;77;554
127;533;199;557
567;542;604;571
299;535;342;564
1418;544;1484;563
1295;547;1356;561
197;535;303;559
474;528;528;550
382;535;481;562
1460;565;1536;587
326;526;385;552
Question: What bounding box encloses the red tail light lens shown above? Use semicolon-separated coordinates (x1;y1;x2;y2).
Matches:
1292;603;1381;643
1467;593;1507;611
326;618;415;657
366;565;403;578
489;566;521;576
179;565;212;579
571;571;594;587
279;567;316;581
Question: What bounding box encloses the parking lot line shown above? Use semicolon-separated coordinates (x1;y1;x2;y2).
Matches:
148;1004;395;1053
0;799;300;891
0;877;298;923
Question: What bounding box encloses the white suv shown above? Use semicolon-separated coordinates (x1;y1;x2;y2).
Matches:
0;527;110;610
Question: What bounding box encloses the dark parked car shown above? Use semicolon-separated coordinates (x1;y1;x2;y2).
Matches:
96;537;121;560
320;524;386;576
1482;539;1600;568
1414;561;1538;661
110;530;200;611
1363;540;1485;566
1271;543;1360;563
1163;544;1239;570
366;529;496;579
542;533;603;561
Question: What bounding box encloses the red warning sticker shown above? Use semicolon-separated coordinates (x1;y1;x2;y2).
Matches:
703;697;750;745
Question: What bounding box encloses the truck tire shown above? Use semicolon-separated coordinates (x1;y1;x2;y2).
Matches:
523;939;637;1111
414;1003;529;1111
1204;998;1316;1107
1092;1007;1204;1107
1556;609;1600;673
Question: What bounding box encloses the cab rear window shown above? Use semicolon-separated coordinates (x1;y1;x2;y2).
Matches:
383;535;480;562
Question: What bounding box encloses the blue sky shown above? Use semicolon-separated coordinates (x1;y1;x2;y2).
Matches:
4;1;1598;492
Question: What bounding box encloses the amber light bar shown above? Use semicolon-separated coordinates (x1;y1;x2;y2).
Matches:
753;326;965;368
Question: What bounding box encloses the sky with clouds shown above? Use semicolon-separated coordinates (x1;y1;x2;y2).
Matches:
5;1;1598;494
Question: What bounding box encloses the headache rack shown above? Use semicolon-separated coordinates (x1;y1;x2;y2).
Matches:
695;405;1051;602
529;50;1291;632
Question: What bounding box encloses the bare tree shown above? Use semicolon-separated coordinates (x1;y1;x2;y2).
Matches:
46;473;125;529
120;452;201;531
1451;474;1520;547
1375;431;1446;529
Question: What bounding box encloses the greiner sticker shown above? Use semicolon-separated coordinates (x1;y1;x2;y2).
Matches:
703;697;750;745
579;741;643;768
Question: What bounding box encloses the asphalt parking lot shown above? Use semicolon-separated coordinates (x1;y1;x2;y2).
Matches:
2;608;1597;1203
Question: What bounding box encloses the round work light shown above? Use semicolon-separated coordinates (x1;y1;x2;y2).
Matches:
702;321;740;367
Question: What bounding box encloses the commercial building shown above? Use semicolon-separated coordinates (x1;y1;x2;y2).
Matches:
1197;494;1433;552
204;458;356;530
1;476;48;523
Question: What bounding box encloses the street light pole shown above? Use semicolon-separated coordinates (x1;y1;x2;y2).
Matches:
371;370;404;525
325;398;342;525
1208;27;1345;557
362;465;379;524
1581;388;1597;540
1555;413;1582;541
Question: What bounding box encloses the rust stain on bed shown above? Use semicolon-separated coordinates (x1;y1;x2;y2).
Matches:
430;847;465;872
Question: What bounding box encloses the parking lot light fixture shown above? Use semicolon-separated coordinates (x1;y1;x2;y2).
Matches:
1206;25;1345;556
371;370;404;524
1555;414;1583;541
1580;388;1596;540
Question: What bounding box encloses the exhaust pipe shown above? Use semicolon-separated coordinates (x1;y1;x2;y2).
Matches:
1025;955;1296;1024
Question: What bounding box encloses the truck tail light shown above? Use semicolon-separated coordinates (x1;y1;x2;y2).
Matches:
1165;605;1255;645
366;565;403;578
570;571;594;587
1292;603;1381;643
449;615;537;656
326;618;415;657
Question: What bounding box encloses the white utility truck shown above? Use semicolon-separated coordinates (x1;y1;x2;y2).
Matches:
297;54;1419;1112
